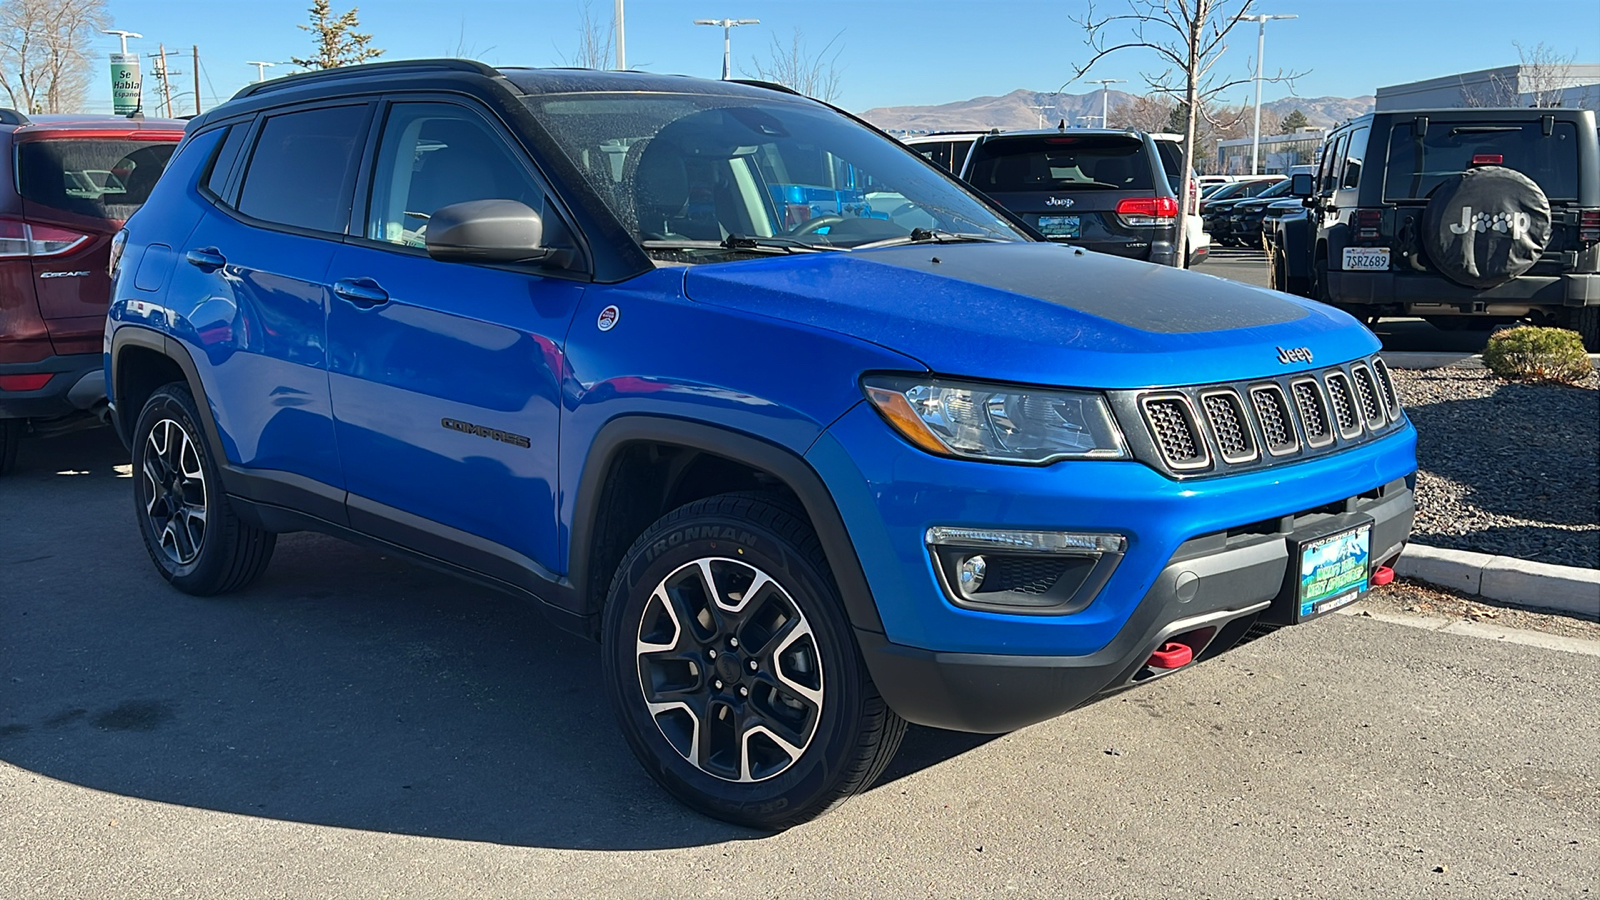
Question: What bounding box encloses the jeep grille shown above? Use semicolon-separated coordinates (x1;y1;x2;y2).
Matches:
1119;354;1406;478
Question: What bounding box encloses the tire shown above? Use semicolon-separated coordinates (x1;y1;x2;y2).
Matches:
1564;306;1600;353
132;383;275;595
601;492;905;830
0;418;20;477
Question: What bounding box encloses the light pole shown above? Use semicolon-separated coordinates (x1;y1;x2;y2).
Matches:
1087;78;1125;129
102;29;141;55
1236;13;1297;175
247;61;276;82
615;0;626;69
1026;104;1050;128
694;18;759;80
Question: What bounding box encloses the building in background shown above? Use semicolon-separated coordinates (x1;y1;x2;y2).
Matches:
1376;64;1600;111
1215;128;1324;175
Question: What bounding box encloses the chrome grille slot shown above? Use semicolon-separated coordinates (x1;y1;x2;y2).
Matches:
1200;390;1257;464
1371;357;1401;421
1248;384;1300;456
1351;364;1386;427
1291;378;1334;448
1141;395;1210;470
1323;371;1363;439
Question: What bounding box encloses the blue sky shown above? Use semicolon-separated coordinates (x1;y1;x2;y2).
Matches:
81;0;1600;116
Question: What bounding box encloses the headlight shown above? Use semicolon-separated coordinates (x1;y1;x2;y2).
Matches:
863;375;1128;464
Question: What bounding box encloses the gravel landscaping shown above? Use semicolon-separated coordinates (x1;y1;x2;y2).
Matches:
1390;365;1599;570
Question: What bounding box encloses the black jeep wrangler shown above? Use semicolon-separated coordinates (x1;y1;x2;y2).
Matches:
1271;108;1600;349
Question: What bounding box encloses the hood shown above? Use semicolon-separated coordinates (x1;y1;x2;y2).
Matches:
682;242;1378;389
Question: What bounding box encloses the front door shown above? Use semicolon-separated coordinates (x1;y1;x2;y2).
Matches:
325;100;584;583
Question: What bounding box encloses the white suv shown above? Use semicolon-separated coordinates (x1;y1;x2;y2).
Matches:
1149;133;1209;266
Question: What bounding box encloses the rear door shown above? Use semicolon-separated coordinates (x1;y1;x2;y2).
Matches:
15;129;182;354
963;133;1166;259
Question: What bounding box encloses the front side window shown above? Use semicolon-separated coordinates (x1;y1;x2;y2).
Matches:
16;138;178;221
237;105;367;233
366;102;563;250
525;92;1025;261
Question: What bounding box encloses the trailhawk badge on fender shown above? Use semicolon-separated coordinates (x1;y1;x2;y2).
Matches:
597;305;620;331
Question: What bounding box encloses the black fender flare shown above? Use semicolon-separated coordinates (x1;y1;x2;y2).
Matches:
1277;215;1314;287
565;415;886;636
109;326;225;456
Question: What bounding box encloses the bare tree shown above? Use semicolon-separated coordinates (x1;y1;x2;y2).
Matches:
0;0;109;113
1069;0;1302;262
557;0;613;69
291;0;383;70
1465;41;1580;108
744;27;844;103
1118;92;1177;133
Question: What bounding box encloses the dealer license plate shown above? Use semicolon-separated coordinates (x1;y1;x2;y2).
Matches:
1037;215;1080;239
1342;247;1390;271
1294;523;1371;622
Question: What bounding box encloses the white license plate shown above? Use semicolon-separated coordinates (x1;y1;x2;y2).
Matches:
1037;215;1080;239
1342;247;1390;271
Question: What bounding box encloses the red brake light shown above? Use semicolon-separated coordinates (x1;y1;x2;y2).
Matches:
1470;153;1503;166
0;218;91;258
1354;209;1383;241
0;373;54;392
1115;197;1179;221
1579;209;1600;244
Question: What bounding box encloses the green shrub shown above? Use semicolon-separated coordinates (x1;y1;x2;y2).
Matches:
1481;326;1593;384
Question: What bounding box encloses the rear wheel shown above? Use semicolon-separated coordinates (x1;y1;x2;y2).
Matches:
1564;306;1600;352
132;384;275;595
602;493;905;829
0;418;20;476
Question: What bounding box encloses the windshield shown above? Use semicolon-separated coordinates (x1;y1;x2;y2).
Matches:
966;134;1155;193
523;93;1026;261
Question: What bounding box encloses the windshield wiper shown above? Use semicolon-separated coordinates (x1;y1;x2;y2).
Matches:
639;235;839;255
852;229;1013;250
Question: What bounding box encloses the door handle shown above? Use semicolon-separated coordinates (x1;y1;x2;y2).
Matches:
332;278;389;308
185;247;226;271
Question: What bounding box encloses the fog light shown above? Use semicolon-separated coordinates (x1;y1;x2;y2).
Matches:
959;555;987;591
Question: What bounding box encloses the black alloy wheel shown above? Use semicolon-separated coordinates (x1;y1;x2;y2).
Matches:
602;493;905;829
132;384;276;594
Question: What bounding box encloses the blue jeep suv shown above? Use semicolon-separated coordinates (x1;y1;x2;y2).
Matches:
106;61;1417;829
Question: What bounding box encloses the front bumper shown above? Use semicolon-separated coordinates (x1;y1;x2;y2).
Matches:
807;401;1417;732
1330;270;1600;310
0;352;104;420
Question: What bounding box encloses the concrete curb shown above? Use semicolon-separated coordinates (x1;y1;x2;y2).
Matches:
1381;350;1600;370
1395;543;1600;621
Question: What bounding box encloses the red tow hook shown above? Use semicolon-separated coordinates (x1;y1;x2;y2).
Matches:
1372;565;1395;587
1147;641;1194;670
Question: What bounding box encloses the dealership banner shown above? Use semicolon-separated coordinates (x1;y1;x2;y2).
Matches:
110;52;142;115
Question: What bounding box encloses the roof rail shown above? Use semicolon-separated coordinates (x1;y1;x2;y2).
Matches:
232;58;500;101
728;78;803;97
0;108;31;126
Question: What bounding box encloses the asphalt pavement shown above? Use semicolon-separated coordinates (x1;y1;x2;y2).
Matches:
3;429;1597;899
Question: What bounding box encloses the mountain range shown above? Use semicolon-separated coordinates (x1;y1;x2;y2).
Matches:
860;89;1375;134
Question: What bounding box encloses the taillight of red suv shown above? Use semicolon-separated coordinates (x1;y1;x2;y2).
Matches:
1116;196;1179;227
0;218;92;257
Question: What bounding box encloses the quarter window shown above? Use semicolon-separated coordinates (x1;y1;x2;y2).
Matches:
202;124;249;199
236;105;367;233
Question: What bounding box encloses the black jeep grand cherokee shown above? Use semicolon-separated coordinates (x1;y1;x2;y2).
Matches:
1272;107;1599;348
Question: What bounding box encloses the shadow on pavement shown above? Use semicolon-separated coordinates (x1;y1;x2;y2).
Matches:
1;428;995;848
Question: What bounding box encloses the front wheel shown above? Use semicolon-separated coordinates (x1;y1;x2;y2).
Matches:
132;383;276;595
601;493;905;829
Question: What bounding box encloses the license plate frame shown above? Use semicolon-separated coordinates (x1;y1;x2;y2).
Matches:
1342;247;1390;271
1292;521;1372;623
1037;215;1081;239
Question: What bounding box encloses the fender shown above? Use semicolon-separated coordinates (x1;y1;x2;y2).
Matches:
1278;214;1313;289
564;415;886;636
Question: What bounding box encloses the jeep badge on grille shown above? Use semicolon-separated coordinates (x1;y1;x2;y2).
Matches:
1277;346;1313;365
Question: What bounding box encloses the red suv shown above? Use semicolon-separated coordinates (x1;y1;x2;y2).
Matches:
0;111;183;474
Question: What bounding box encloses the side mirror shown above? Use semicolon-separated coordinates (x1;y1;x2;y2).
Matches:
1289;173;1314;198
425;199;563;265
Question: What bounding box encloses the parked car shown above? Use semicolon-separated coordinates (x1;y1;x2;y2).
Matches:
901;131;989;173
108;61;1417;829
0;111;184;474
1199;175;1284;211
1207;178;1293;246
1149;133;1209;266
960;128;1182;265
1273;108;1599;347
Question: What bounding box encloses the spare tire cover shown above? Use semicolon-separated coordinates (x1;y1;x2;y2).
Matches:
1421;166;1551;289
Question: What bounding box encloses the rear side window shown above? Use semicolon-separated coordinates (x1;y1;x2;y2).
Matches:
1384;120;1580;201
237;105;367;233
16;139;178;220
1153;140;1186;190
967;135;1154;192
203;124;250;198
